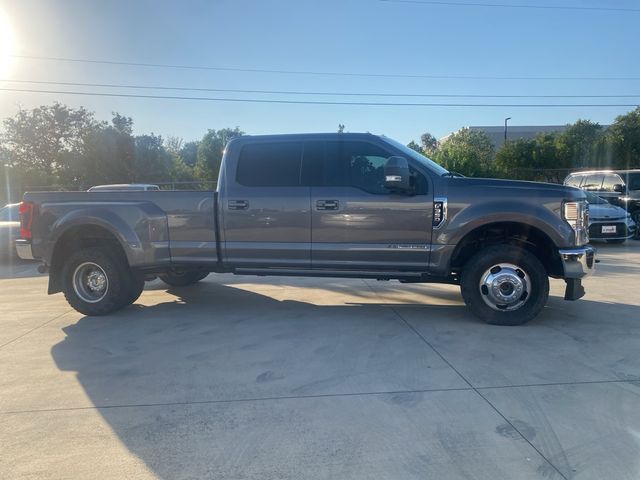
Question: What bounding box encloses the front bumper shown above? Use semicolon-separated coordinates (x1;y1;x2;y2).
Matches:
559;246;596;279
15;239;35;260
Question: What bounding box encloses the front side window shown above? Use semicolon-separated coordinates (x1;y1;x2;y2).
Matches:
601;174;624;192
236;142;303;187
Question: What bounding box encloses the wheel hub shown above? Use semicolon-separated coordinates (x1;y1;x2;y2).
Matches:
73;262;109;303
479;263;531;311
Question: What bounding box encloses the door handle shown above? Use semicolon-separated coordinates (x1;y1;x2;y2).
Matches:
228;200;249;210
316;200;339;211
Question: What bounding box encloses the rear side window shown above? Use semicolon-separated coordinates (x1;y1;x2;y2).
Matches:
237;142;303;187
565;175;583;188
582;174;604;191
601;174;624;192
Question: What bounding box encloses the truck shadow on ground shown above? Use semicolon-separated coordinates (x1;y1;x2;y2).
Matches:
49;280;638;479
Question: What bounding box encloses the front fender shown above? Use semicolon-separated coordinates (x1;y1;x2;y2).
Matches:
435;200;573;248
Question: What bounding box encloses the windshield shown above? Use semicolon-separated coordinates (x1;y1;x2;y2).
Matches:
381;136;449;176
584;191;608;205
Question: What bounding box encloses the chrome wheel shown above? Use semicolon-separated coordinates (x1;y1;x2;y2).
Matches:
72;262;109;303
479;263;531;312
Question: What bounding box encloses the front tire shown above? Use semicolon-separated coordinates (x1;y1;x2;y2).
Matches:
460;245;549;326
62;247;132;316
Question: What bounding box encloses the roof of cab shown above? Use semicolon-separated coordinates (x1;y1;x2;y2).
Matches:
228;132;379;145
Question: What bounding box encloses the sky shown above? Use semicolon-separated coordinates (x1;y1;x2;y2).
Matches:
0;0;639;145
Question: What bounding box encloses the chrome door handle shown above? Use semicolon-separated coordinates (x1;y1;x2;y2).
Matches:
316;200;339;210
228;200;249;210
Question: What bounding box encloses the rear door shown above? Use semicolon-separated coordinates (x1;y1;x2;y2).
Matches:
308;139;433;271
222;141;311;268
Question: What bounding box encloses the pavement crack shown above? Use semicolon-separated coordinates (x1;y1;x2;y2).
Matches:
0;309;72;350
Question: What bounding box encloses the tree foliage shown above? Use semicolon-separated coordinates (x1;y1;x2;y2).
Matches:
194;128;243;181
432;128;496;177
607;107;640;168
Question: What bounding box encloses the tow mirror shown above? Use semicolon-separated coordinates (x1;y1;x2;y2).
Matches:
613;184;625;193
384;156;411;192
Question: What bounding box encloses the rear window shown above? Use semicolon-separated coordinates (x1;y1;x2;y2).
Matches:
236;142;303;187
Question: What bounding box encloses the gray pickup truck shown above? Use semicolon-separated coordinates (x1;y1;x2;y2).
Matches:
16;133;595;325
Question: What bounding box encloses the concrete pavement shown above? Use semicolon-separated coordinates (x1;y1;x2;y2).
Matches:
1;242;639;479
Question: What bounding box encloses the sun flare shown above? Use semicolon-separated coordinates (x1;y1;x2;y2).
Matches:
0;10;16;77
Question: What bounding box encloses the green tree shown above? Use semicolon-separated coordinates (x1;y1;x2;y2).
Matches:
495;138;536;178
134;134;172;182
194;128;243;181
420;132;439;156
433;128;495;177
79;114;136;186
179;141;199;167
557;120;603;168
406;140;423;154
0;103;97;180
607;107;640;168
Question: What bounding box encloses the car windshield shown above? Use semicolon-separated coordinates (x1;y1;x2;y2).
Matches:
380;136;449;176
0;205;19;221
584;191;608;205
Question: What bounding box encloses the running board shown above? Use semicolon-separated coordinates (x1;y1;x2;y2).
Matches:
233;267;425;280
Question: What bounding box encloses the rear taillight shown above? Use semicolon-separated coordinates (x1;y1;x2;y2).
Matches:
18;201;35;239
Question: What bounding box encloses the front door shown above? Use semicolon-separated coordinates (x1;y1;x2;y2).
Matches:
308;140;433;271
222;141;311;268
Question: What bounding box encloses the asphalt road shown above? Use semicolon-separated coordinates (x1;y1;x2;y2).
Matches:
1;242;639;479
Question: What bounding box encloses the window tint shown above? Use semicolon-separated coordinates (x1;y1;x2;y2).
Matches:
601;173;624;192
627;173;640;191
237;142;303;187
565;175;583;188
582;174;603;191
323;141;389;194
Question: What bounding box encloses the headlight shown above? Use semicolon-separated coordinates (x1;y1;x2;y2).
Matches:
563;200;589;246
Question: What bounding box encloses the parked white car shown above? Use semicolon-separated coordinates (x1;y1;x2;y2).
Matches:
585;191;636;243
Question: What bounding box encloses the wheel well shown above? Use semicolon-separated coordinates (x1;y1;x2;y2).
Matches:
450;222;563;277
48;225;128;294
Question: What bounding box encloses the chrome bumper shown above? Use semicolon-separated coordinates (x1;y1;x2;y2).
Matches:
15;240;35;260
559;246;596;279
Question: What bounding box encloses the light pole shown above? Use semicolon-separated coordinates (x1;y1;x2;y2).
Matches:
504;117;511;143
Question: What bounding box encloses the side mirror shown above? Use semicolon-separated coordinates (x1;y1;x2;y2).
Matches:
613;184;625;193
384;156;411;192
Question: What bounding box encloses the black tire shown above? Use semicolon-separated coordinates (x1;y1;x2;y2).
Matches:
118;271;145;307
460;245;549;326
632;211;640;239
159;269;208;287
62;246;131;316
605;239;626;244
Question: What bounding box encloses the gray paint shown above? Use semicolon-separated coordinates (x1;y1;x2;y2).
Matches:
22;133;587;287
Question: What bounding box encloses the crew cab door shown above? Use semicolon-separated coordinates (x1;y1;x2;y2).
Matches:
222;141;311;268
307;140;433;271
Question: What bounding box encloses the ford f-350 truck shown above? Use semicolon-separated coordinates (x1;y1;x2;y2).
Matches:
16;133;595;325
